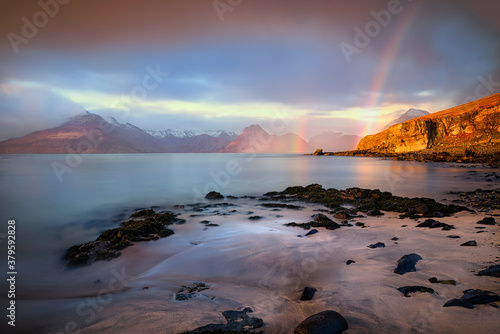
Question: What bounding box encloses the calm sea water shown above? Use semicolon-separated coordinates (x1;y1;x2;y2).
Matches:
0;153;490;320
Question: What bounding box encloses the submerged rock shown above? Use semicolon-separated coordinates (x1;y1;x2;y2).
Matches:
299;287;317;301
205;191;224;200
477;265;500;277
397;286;436;297
443;289;500;309
294;310;348;334
285;213;341;230
346;260;356;265
394;253;423;275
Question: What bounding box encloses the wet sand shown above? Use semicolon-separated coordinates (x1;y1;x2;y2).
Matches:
20;196;500;334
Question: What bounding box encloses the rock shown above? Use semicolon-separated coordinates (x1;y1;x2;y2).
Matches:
367;209;384;216
305;229;319;236
447;235;460;239
394;253;423;275
355;222;365;227
367;242;385;248
397;286;435;297
391;237;399;241
286;214;341;230
261;203;304;210
443;289;500;309
248;216;263;220
334;211;351;220
176;282;210;300
300;287;317;301
477;217;496;225
205;191;224;200
477;264;500;277
294;310;348;334
313;149;324;156
186;307;263;333
130;208;156;218
460;240;477;246
416;219;454;230
428;277;456;285
346;260;356;265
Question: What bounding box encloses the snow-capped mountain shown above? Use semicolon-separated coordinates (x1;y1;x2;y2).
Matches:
382;108;429;130
147;129;238;139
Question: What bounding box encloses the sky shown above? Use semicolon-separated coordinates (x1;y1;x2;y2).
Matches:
0;0;499;141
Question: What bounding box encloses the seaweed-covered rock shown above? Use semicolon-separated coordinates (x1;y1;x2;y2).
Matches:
285;213;341;231
394;253;423;275
294;310;348;334
65;209;179;266
443;289;500;309
397;286;435;297
274;184;467;218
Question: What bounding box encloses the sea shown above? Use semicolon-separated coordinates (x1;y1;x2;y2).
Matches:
0;153;493;332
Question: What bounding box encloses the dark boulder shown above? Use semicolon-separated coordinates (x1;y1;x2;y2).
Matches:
346;260;356;265
367;209;384;216
460;240;477;246
397;286;435;297
299;287;317;301
477;217;496;225
447;235;460;239
205;191;224;200
394;253;423;275
416;219;454;230
367;242;385;248
444;289;500;309
305;229;319;236
477;264;500;277
294;310;348;334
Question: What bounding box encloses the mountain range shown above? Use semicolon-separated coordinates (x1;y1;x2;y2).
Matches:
0;112;361;154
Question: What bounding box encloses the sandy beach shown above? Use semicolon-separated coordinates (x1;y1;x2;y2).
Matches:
18;182;499;334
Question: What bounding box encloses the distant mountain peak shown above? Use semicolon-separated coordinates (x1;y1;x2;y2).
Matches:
382;108;429;130
147;128;238;139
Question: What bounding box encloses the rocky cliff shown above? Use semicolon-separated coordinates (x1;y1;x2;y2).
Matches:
356;94;500;156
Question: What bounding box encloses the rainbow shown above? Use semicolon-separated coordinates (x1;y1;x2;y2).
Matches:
358;1;423;137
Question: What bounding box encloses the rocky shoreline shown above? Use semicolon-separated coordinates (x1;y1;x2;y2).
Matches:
61;184;500;333
310;148;500;166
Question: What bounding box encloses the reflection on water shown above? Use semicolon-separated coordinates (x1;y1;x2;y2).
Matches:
0;154;493;297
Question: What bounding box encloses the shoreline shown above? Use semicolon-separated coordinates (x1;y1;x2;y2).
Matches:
15;183;500;334
308;149;500;167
